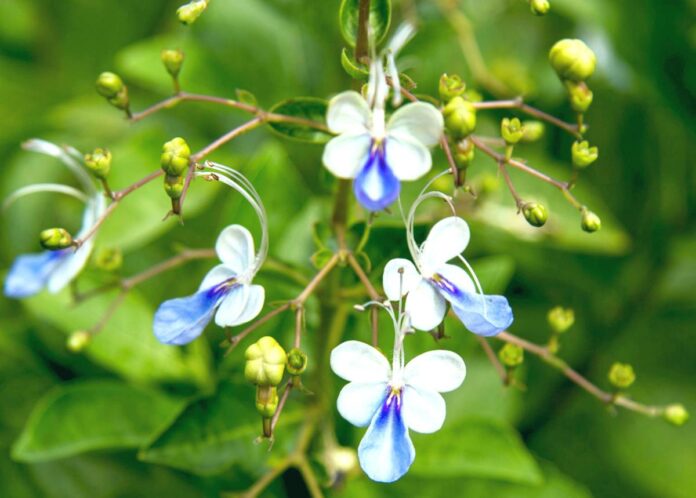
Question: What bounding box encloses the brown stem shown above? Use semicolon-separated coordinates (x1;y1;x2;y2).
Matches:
473;98;581;139
223;303;291;355
346;252;381;301
476;336;509;385
190;117;266;162
354;0;371;64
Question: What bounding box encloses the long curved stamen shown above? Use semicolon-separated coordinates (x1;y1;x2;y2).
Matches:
22;139;96;196
3;184;90;211
457;254;488;316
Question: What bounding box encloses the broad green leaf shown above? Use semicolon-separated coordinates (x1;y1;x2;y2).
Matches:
267;97;332;143
139;381;302;476
12;380;183;462
22;284;212;386
340;48;369;79
339;0;392;48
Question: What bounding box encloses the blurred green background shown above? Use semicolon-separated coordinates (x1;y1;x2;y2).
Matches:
1;0;694;497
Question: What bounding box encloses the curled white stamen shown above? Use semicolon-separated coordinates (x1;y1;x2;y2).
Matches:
22;139;96;196
3;184;90;211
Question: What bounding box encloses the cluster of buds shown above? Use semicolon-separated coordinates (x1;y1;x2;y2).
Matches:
84;148;112;180
244;336;288;436
572;140;599;169
546;305;574;352
95;72;130;115
522;202;548;228
439;73;477;184
177;0;209;25
608;362;636;390
161;137;191;212
40;228;73;250
529;0;550;16
549;39;597;113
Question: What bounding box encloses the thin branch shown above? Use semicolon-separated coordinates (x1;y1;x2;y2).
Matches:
473;98;581;139
346;252;381;301
223;303;291;355
476;336;509;385
295;254;341;304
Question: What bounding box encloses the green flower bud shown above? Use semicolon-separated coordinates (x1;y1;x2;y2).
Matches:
522;202;548;227
163;174;185;200
530;0;550;15
581;209;601;233
498;343;524;367
547;306;575;334
244;336;288;387
93;247;123;272
443;96;477;139
67;330;91;353
501;117;525;145
255;386;279;417
663;404;689;426
161;137;191;176
608;362;636;389
521;121;545;143
549;39;597;82
564;80;594;113
177;0;208;25
95;72;124;99
84;148;112;179
453;139;475;169
571;141;598;168
287;348;308;376
161;49;184;78
40;228;73;250
439;73;466;102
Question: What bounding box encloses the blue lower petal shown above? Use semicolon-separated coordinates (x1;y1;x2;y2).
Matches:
358;391;415;483
353;144;400;212
434;275;513;337
153;284;229;345
4;251;65;299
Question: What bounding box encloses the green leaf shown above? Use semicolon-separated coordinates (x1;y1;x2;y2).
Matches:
339;0;392;48
12;380;183;462
410;416;542;484
472;255;516;294
267;97;332;143
235;88;258;107
340;48;369;79
139;381;302;476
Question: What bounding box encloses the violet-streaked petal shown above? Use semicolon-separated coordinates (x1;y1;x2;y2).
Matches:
337;382;388;427
198;264;236;292
330;340;390;383
153;286;226;345
353;146;400;211
401;385;446;434
3;251;64;298
382;258;421;301
450;293;514;337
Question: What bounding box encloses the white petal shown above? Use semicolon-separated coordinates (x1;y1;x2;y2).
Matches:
199;264;236;291
322;132;371;179
215;225;255;274
23;138;95;194
405;279;446;331
337;382;388;427
404;350;466;393
330;340;390;383
327;91;371;134
229;284;265;325
386;102;444;148
214;284;250;327
401;385;446;433
436;263;476;295
384;135;432;181
420;217;471;271
382;258;421;301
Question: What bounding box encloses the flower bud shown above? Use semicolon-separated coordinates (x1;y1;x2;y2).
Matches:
530;0;550;15
439;73;466;102
177;0;208;25
161;137;191;176
549;39;597;82
255;386;279;417
67;330;91;353
520;121;545;143
40;228;73;250
94;247;123;272
581;209;601;232
564;80;594;113
244;336;288;387
329;446;359;474
453;139;475;169
161;49;184;79
95;72;124;99
501;117;525;145
498;343;524;367
522;202;548;227
443;96;477;139
84;148;112;179
663;404;689;426
163;174;185;200
571;141;598;168
547;306;575;334
608;362;636;389
287;348;308;376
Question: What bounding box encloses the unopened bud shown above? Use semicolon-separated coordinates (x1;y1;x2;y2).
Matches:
522;202;548;227
84;148;112;179
549;39;597;82
608;362;635;389
572;140;598;168
93;247;123;272
163;175;185;200
564;80;594;113
95;72;124;99
255;386;279;417
581;209;601;232
161;137;191;176
663;404;689;426
67;331;91;353
521;121;545;143
453;139;475;169
245;336;287;386
443;96;477;139
287;348;308;376
499;343;524;367
501;117;525;145
329;446;359;474
530;0;550;15
547;306;575;333
439;73;466;102
161;49;184;78
40;228;73;250
177;0;208;25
